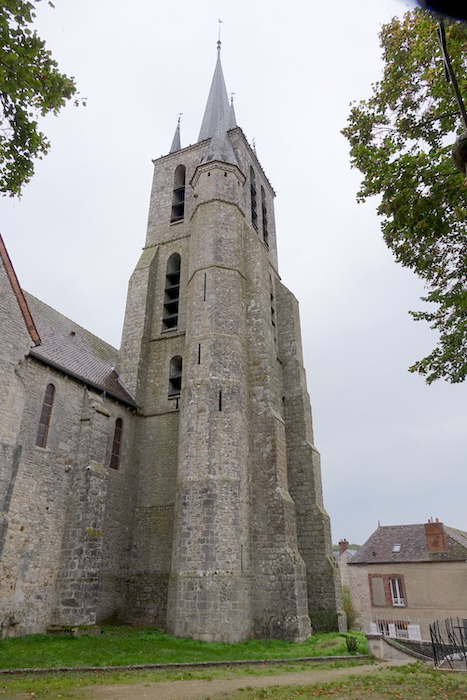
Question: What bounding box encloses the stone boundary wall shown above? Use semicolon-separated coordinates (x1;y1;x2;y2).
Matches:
0;654;368;675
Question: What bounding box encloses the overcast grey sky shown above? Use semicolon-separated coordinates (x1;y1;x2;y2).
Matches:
1;0;465;545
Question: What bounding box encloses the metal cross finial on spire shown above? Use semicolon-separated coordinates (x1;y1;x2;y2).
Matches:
177;112;183;124
217;18;223;51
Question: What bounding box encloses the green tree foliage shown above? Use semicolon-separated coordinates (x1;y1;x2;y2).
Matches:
342;9;467;384
0;0;79;196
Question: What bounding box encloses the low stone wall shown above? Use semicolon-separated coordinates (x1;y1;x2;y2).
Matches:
366;634;432;662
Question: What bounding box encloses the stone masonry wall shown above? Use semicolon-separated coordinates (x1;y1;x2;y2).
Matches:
277;282;343;628
0;260;35;636
0;350;136;636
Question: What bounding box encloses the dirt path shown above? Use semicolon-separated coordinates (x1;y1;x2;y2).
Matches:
90;660;409;700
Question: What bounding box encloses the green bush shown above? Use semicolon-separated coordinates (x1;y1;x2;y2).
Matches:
345;634;358;654
309;610;339;633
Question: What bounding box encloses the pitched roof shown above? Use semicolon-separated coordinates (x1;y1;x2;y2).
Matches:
333;549;357;562
0;234;40;345
24;292;137;408
350;523;467;565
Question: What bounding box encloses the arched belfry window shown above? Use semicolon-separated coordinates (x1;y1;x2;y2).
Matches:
261;186;269;247
250;167;258;230
110;418;123;470
171;164;186;222
163;253;181;329
36;383;55;448
168;356;183;398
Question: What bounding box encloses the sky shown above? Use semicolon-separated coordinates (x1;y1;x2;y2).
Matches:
1;0;465;546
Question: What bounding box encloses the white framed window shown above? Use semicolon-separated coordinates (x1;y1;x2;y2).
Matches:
389;577;405;607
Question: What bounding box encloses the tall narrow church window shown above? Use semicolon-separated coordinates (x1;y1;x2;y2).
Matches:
36;383;55;448
110;418;123;470
261;186;269;247
250;167;258;230
171;164;186;222
163;253;181;329
168;356;183;397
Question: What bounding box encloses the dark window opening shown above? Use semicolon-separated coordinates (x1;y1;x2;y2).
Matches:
198;344;201;365
110;417;123;470
218;389;222;411
250;167;258;230
171;164;186;222
270;275;277;345
36;383;55;448
163;253;181;329
270;275;276;329
169;356;183;397
261;186;269;247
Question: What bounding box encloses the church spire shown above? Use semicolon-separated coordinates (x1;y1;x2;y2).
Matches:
198;40;236;142
169;114;182;153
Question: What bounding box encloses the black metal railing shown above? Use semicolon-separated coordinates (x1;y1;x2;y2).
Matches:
430;618;467;669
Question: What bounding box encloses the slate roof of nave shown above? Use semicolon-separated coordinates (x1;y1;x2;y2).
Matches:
350;523;467;565
24;291;137;408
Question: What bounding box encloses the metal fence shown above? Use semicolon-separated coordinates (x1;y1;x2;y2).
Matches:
430;618;467;669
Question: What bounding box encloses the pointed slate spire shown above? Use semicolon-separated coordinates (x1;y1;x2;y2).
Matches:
169;115;182;153
198;41;238;166
198;41;235;141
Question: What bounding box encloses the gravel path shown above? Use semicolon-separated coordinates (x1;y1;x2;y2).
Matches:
90;660;409;700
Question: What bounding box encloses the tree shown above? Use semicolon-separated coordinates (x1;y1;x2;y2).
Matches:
342;9;467;384
0;0;79;196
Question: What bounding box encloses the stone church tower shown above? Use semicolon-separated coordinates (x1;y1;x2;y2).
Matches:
0;44;341;642
118;44;341;642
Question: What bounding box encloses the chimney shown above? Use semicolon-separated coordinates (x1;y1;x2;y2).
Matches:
338;539;349;555
424;520;447;552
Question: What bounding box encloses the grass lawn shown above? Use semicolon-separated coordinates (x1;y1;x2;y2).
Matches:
226;664;467;699
0;662;466;700
0;627;366;669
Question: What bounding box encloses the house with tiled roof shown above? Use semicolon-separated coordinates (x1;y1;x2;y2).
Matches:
348;521;467;641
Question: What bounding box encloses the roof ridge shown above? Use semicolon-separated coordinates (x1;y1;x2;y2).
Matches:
0;235;40;345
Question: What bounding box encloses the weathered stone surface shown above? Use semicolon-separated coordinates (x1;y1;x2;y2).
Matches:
0;69;340;640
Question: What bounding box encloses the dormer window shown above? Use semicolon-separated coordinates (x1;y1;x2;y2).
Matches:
171;164;186;222
392;544;401;553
